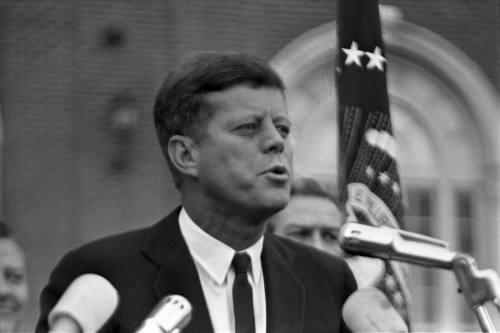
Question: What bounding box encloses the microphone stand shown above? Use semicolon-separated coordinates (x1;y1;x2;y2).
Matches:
451;254;500;333
339;223;500;332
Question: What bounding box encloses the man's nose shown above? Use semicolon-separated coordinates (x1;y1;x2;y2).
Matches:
0;276;10;295
312;232;326;252
263;123;285;154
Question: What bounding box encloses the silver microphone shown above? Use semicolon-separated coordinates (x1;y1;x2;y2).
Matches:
339;222;457;269
135;295;192;333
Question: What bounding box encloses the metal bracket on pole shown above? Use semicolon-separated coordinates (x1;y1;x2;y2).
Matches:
452;254;500;332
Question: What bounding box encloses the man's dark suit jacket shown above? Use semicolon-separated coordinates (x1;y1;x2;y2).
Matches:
36;207;357;333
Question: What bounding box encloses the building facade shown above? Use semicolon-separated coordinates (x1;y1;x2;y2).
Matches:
0;0;498;331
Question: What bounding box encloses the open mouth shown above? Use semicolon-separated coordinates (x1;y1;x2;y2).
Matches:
267;165;287;175
264;165;289;183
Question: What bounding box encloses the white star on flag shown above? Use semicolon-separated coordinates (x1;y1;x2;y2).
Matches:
342;41;364;67
392;182;401;195
365;166;375;178
378;171;390;185
366;46;386;71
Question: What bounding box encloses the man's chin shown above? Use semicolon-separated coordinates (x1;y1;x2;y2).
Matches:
259;194;290;215
236;187;290;218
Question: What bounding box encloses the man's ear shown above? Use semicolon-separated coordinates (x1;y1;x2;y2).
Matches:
167;135;200;178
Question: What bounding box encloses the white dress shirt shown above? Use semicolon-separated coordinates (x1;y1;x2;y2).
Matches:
179;207;266;333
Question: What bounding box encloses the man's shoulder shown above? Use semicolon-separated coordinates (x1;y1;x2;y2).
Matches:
264;233;358;301
55;225;150;276
265;232;349;269
56;209;181;274
73;224;151;257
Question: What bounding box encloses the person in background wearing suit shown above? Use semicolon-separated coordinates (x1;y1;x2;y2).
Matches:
36;52;357;333
0;222;28;333
268;176;410;332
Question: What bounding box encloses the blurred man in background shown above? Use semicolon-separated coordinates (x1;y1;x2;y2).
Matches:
268;176;410;332
267;176;343;254
0;222;28;333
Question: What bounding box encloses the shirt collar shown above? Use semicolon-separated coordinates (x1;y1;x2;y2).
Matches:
179;207;263;285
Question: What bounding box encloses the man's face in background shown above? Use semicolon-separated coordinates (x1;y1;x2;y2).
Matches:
270;192;387;288
270;194;343;256
0;238;28;333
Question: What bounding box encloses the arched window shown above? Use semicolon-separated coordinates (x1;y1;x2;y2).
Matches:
271;8;500;331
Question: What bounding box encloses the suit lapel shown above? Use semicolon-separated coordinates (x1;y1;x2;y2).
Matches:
141;207;213;333
141;210;306;333
262;234;305;333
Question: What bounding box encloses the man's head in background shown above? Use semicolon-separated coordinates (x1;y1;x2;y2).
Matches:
268;176;386;287
267;176;344;256
268;176;411;330
0;222;28;333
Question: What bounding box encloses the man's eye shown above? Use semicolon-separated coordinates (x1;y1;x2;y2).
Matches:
5;270;25;285
235;123;258;135
288;229;311;239
322;231;338;243
276;124;290;138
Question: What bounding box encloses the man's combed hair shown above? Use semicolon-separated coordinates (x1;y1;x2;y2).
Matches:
153;52;285;188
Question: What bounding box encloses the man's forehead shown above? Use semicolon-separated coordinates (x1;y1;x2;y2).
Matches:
290;195;338;210
286;195;342;224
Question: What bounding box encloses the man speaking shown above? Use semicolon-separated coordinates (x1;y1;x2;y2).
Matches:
35;52;357;333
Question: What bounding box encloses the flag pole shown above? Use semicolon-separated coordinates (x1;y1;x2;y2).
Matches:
336;0;412;327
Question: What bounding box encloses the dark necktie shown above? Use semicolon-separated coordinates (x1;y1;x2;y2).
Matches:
232;252;255;333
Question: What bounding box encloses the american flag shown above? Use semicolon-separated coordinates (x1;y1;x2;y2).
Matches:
336;0;411;326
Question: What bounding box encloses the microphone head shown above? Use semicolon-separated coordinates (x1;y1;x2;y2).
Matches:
342;287;408;333
139;295;192;333
48;274;119;332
